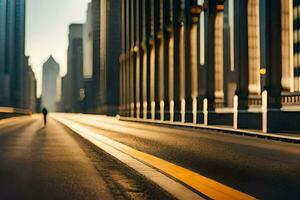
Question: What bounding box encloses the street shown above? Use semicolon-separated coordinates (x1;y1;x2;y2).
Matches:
0;114;300;199
0;115;172;200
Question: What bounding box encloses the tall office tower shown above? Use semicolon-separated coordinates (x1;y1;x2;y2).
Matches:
83;0;100;112
0;0;26;108
99;0;121;115
24;56;37;112
42;56;60;112
60;75;70;112
0;0;6;73
67;24;84;113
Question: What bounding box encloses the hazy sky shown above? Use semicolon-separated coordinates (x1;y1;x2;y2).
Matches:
25;0;90;97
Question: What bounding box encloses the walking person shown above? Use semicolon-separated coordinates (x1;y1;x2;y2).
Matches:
42;108;48;126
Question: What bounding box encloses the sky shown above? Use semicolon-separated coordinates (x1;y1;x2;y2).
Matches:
25;0;90;97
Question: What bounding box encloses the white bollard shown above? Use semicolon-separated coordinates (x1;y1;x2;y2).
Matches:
181;99;186;123
160;100;165;121
136;102;140;119
170;100;174;122
151;101;155;120
143;101;147;120
203;98;208;126
130;102;135;117
193;98;197;124
233;95;238;129
262;90;268;133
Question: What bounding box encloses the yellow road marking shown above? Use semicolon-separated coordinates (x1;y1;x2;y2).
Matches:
124;146;255;200
55;114;257;200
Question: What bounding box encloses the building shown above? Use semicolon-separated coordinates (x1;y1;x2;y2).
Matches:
120;0;300;133
292;0;300;91
24;56;37;112
42;56;60;112
36;97;41;113
0;0;26;108
64;24;84;113
98;0;121;115
60;75;71;112
83;0;101;113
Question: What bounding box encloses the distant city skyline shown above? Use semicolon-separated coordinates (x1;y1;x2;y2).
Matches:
25;0;90;97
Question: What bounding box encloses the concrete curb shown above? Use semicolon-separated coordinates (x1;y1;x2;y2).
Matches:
119;117;300;144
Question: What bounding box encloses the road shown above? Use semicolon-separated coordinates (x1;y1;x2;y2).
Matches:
0;115;173;200
0;114;300;199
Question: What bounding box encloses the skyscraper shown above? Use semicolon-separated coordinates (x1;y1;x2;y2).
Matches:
0;0;26;108
24;56;37;112
42;56;60;112
66;24;84;113
83;0;100;112
0;0;7;74
98;0;121;115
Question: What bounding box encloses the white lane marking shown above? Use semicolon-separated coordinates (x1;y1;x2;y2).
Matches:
52;114;205;200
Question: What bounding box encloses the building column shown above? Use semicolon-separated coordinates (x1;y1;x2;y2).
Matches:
122;59;126;116
203;0;217;124
124;60;128;116
163;32;170;121
150;41;155;120
135;0;139;118
120;0;126;116
142;44;147;119
180;1;192;123
158;35;165;121
136;0;143;119
135;50;141;119
130;52;136;117
260;0;282;132
197;10;206;124
172;1;181;122
123;60;126;116
149;0;156;120
119;59;123;115
139;49;144;119
158;0;170;121
187;1;202;123
130;0;136;118
125;56;129;116
234;0;250;128
154;39;160;120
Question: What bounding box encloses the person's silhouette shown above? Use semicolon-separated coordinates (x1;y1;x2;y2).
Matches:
42;108;48;126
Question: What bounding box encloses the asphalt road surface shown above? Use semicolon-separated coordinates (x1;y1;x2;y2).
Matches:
0;115;173;200
56;114;300;200
1;114;300;199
